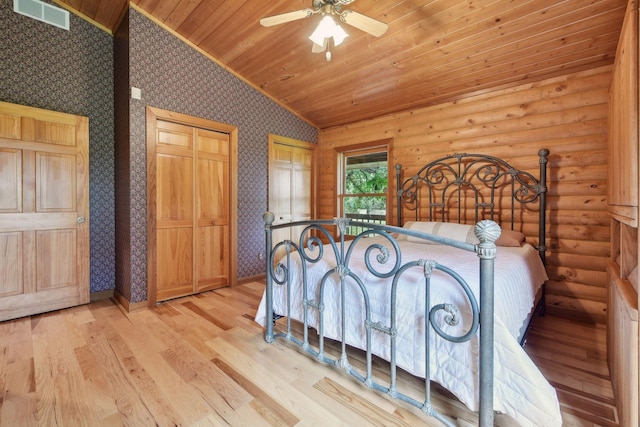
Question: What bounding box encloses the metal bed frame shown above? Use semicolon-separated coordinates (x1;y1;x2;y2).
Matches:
396;149;549;344
262;149;549;427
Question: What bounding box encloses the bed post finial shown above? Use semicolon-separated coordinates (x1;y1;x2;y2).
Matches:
475;219;501;251
264;211;275;227
538;148;550;161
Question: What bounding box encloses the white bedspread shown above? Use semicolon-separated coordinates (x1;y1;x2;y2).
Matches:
255;237;562;426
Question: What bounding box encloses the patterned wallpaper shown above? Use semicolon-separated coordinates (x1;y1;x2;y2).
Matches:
0;0;115;293
123;9;318;303
0;0;317;303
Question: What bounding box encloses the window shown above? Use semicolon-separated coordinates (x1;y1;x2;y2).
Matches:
338;148;388;235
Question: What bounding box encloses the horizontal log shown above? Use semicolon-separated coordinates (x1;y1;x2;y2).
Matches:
400;119;607;152
546;253;608;272
549;164;608;182
547;238;609;257
545;280;607;302
546;265;607;287
501;209;609;226
546;195;607;212
391;134;605;163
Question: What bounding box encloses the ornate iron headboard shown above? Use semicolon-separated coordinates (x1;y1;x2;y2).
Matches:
396;149;549;262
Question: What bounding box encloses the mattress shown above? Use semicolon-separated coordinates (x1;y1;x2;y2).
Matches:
255;236;562;427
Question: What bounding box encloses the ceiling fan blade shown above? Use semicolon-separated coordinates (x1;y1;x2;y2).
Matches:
260;9;314;27
339;10;388;37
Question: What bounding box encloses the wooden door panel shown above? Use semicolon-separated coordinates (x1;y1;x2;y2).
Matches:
196;129;229;292
271;143;293;224
198;157;228;221
197;225;228;291
294;150;312;168
36;152;76;212
272;166;292;223
157;227;193;300
156;154;193;221
0;112;21;139
36;229;76;290
197;129;229;155
0;232;22;296
292;168;311;220
0;101;89;321
0;149;21;212
273;146;292;164
157;121;193;151
33;119;76;146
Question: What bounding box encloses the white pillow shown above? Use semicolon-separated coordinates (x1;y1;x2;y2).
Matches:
403;221;479;244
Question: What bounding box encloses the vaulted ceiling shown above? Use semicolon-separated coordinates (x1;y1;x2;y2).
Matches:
52;0;627;129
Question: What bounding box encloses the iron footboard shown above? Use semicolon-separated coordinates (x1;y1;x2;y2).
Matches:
263;213;499;427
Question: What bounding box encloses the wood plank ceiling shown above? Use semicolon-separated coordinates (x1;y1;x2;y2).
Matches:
53;0;627;129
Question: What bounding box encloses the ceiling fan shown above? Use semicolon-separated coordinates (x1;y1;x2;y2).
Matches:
260;0;388;61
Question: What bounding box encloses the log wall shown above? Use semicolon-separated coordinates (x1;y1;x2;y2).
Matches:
318;65;612;323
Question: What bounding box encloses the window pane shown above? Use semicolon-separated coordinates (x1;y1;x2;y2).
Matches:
343;195;386;216
344;152;388;195
338;148;388;235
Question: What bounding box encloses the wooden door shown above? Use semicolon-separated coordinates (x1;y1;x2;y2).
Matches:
269;135;315;250
196;128;230;292
154;120;195;301
0;101;89;321
147;107;237;303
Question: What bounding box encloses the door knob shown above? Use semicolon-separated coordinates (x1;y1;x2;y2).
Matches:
77;216;86;224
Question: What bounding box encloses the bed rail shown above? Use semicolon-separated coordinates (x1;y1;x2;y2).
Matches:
263;213;500;427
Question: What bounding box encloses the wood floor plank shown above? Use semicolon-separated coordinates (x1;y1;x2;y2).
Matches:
53;371;102;426
208;337;343;426
6;317;33;365
32;328;65;426
135;349;211;425
79;320;157;425
1;358;37;427
246;397;295;427
312;376;422;427
73;344;120;422
0;282;620;426
211;354;301;426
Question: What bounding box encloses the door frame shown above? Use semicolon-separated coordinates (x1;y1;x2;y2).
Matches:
146;106;238;306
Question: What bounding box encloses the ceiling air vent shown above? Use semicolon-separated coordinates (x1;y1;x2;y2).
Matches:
13;0;70;31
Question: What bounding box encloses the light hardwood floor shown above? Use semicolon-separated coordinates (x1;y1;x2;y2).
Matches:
0;282;618;426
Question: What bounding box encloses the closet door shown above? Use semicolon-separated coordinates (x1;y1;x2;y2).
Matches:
152;119;232;302
154;120;195;301
0;101;89;321
269;135;315;251
196;128;229;292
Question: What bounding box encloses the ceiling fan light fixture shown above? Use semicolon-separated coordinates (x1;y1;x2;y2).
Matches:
308;15;348;47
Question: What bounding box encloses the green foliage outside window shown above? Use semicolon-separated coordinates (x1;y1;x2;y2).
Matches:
343;161;387;215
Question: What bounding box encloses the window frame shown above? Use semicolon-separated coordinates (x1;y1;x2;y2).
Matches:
335;139;393;232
